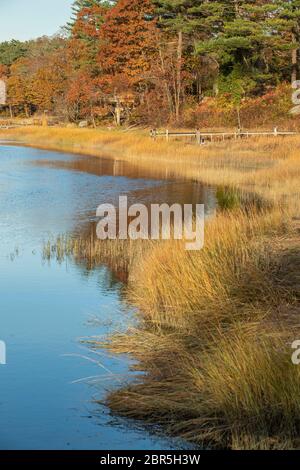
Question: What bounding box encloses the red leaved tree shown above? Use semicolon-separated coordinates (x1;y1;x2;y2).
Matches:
97;0;157;125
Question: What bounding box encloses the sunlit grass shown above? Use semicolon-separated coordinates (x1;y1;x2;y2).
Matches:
4;126;300;448
1;126;299;208
101;209;300;449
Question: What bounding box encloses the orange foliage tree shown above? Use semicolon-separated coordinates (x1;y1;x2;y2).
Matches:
97;0;157;124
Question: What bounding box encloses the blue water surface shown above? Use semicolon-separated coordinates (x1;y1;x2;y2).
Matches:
0;144;211;450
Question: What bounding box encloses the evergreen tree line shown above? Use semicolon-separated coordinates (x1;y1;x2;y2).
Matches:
0;0;299;127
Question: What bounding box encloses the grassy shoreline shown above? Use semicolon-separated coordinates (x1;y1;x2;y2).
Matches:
3;126;300;449
0;126;297;189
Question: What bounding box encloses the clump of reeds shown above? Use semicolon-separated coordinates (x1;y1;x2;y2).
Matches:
216;186;242;210
126;208;292;329
43;232;152;282
104;323;300;449
99;207;300;449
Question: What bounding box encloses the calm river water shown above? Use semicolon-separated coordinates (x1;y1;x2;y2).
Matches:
0;144;216;450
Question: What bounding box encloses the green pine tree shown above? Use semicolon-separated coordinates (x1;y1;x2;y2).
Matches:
197;1;286;92
269;0;300;82
152;1;227;119
67;1;115;30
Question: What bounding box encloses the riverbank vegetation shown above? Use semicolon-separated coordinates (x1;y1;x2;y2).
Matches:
1;1;300;129
105;208;300;450
30;126;300;449
1;0;300;451
1;126;299;204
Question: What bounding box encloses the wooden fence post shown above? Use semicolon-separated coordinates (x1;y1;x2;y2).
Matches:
274;127;278;137
166;129;169;142
196;129;201;145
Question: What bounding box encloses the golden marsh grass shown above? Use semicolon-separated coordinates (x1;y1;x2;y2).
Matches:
3;126;300;448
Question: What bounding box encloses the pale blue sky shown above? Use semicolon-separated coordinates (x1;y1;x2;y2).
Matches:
0;0;73;42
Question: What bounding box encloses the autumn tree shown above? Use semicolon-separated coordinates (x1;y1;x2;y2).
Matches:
7;58;32;116
2;0;300;126
65;68;102;124
97;0;157;124
0;64;8;79
6;37;69;117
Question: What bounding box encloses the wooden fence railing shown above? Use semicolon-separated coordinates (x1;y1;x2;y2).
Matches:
150;128;299;143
